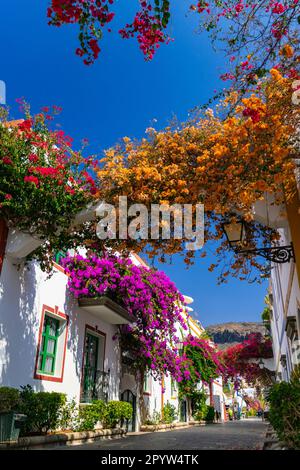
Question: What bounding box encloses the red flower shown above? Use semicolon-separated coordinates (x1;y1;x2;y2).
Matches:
2;156;13;165
28;153;39;163
76;48;84;57
24;175;39;187
242;107;261;123
5;194;12;200
18;119;32;131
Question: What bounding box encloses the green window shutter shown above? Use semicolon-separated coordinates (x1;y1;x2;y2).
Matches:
143;373;148;392
38;314;60;375
54;250;67;265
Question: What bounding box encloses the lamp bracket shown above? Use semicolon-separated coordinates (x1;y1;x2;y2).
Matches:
238;244;295;264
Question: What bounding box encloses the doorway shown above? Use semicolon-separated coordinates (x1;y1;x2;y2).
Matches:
121;389;137;432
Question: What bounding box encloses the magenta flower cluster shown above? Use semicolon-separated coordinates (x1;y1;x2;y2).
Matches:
62;254;194;382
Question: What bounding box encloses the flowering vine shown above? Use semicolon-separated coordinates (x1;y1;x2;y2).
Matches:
46;0;299;100
178;334;225;397
220;333;273;388
48;0;171;64
96;68;298;283
62;253;196;382
0;104;99;270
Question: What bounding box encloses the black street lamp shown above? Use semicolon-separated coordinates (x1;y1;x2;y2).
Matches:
222;217;295;264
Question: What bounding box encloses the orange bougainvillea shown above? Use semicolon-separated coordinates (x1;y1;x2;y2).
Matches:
96;68;299;283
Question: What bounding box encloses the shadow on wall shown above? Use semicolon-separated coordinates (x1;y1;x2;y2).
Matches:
64;290;81;389
0;259;44;391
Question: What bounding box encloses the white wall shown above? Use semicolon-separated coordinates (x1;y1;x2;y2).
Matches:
0;253;120;402
270;226;300;381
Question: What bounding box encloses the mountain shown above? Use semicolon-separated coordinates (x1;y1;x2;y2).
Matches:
205;322;266;350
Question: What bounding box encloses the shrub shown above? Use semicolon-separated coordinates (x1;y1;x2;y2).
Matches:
246;408;257;417
191;391;208;421
205;406;215;422
102;401;133;429
267;380;300;449
291;364;300;382
18;385;66;435
0;387;20;413
76;400;107;432
162;402;177;424
58;399;78;431
143;411;161;425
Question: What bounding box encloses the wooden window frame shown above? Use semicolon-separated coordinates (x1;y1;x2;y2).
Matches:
34;305;68;383
37;315;60;375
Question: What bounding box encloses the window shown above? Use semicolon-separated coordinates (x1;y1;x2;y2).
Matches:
143;372;151;394
34;305;68;382
171;379;177;397
81;326;107;403
37;315;59;375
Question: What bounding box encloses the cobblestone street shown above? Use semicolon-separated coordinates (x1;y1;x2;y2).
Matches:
50;418;267;451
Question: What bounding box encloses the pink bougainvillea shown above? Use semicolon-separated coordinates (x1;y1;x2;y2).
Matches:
62;253;226;384
62;253;191;381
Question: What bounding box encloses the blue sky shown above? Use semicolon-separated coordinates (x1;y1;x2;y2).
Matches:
0;1;268;325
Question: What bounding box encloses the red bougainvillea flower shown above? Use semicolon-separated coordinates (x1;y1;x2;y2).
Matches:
219;333;273;388
2;156;13;165
24;175;39;187
28;153;39;163
242;107;261;123
18;119;32;132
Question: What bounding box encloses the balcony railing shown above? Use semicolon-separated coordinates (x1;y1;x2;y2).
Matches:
80;367;110;403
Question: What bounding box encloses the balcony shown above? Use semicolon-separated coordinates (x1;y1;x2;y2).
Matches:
80;367;110;403
78;295;132;325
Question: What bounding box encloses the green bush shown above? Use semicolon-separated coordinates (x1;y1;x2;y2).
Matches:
58;399;78;431
0;387;20;413
205;406;215;422
18;385;66;435
191;391;208;421
76;400;106;431
162;402;178;424
267;380;300;449
102;401;133;429
246;408;257;417
144;411;161;425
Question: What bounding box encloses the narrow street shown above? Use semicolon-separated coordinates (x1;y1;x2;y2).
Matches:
49;419;267;451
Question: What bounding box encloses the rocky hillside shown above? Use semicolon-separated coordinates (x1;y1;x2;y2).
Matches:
206;322;266;350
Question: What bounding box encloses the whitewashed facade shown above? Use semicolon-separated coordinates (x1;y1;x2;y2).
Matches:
251;188;300;382
1;230;223;431
0;252;121;403
269;226;300;381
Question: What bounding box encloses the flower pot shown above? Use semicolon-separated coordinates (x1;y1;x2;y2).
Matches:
0;412;26;443
78;296;132;325
5;228;44;259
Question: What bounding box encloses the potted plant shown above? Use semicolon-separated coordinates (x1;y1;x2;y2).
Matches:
0;387;26;443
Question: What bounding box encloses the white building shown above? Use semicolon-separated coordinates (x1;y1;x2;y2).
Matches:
0;226;222;431
252;183;300;382
268;227;300;381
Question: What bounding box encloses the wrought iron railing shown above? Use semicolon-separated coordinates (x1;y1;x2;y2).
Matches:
80;367;110;403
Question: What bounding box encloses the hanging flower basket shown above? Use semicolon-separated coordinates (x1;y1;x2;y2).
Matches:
78;295;132;325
